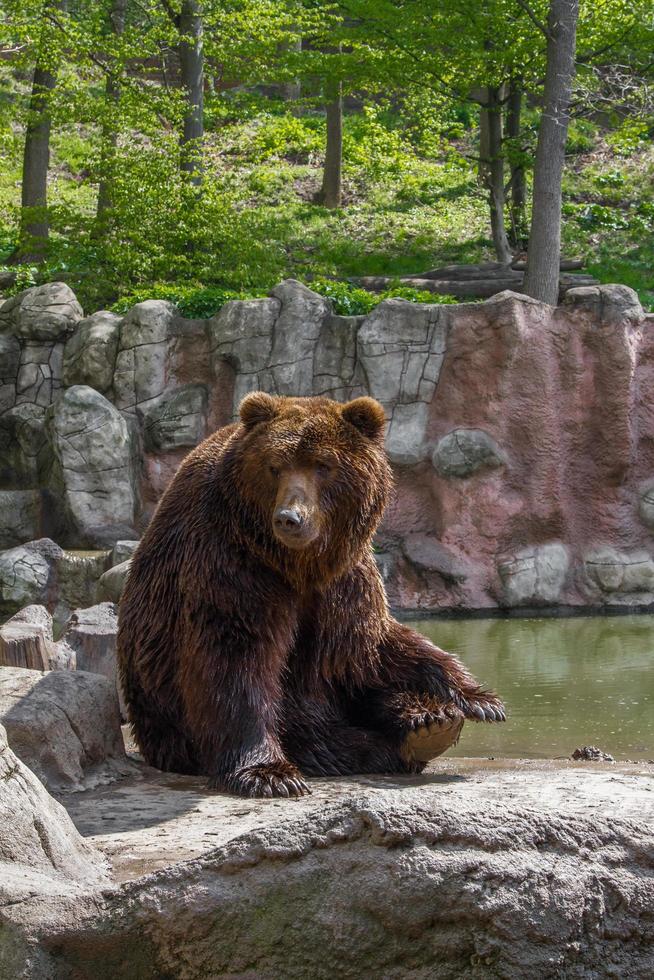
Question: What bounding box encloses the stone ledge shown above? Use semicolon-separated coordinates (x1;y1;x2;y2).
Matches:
4;758;651;979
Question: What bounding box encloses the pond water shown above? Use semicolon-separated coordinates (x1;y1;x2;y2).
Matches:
411;615;654;761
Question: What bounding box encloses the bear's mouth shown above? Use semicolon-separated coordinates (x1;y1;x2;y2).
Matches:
272;518;319;551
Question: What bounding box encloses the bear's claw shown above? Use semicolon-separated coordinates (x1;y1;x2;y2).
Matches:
219;764;311;798
461;696;506;723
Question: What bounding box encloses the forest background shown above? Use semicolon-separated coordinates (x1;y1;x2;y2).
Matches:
0;0;652;318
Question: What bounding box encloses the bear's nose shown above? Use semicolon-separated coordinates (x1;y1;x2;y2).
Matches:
274;507;304;532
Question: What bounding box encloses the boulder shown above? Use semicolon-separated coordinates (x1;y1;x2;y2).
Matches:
0;538;63;617
208;296;280;416
0;402;47;487
432;428;505;478
498;543;569;607
62;310;121;393
111;540;139;566
8;760;653;979
0;283;83;341
113;300;176;414
402;533;468;582
584;547;654;595
142;383;208;451
0;666;130;793
0;333;20;413
97;559;131;603
59;602;119;693
0;719;107;885
358;299;447;464
0;605;62;671
638;480;654;530
56;549;111;613
0;489;39;548
43;385;139;547
563;283;644;327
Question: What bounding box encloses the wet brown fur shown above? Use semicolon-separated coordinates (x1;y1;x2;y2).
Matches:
118;393;504;798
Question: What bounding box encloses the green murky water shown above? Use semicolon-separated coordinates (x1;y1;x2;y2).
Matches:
412;615;654;761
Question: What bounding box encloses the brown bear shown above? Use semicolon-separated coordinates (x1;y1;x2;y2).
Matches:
118;393;504;798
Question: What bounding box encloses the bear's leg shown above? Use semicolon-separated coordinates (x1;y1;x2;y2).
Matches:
351;690;466;767
127;696;199;775
282;691;419;776
375;620;506;725
178;605;310;798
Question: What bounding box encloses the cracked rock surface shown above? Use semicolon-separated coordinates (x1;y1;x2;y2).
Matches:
2;278;654;611
2;755;653;980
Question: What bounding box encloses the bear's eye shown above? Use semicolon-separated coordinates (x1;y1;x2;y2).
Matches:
269;464;280;479
316;461;334;478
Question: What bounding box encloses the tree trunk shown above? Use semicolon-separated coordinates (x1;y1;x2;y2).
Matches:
16;0;66;261
523;0;579;305
477;89;490;187
96;0;128;225
319;83;342;208
484;86;512;265
506;80;527;249
18;66;55;259
179;0;204;183
281;34;302;107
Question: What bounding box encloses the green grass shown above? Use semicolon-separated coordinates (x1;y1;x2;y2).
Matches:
0;105;652;312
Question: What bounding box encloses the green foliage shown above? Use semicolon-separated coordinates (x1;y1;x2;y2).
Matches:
309;278;457;315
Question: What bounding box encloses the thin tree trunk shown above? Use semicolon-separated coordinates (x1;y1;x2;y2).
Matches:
484;86;512;265
281;35;302;107
477;90;490;187
523;0;579;304
17;0;66;261
96;0;128;225
506;80;527;249
319;82;342;208
179;0;204;183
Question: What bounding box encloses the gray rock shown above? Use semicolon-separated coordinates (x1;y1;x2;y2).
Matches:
402;533;468;582
59;604;121;711
498;542;569;606
97;559;131;603
358;299;447;464
43;386;139;547
433;428;505;478
265;279;331;396
0;720;107;882
0;605;59;671
584;546;654;594
0;490;39;548
0;538;63;617
209;296;280;418
62;310;121;392
0;333;20;414
8;761;654;979
563;283;644;326
0;666;130;793
5;603;54;640
0;283;83;340
111;539;139;566
313;313;365;400
55;549;111;613
638;479;654;529
142;383;208;451
0;403;47;487
113;300;176;414
385;402;427;465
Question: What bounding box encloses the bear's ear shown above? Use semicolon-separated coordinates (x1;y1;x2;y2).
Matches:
341;397;386;441
239;391;278;428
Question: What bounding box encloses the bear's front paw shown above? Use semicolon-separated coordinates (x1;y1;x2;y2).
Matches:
223;763;311;799
457;690;506;723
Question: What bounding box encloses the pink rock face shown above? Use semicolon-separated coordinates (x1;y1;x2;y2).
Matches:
378;286;654;610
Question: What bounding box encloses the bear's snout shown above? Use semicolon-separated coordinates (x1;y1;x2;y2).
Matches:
272;470;320;550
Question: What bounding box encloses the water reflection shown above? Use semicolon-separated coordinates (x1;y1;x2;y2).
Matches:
411;615;654;760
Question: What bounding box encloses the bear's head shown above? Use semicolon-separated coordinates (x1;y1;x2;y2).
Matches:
233;392;391;581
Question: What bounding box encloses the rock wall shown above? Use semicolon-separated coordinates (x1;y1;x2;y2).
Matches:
1;278;654;612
